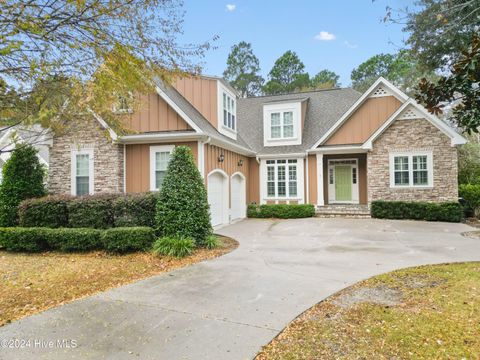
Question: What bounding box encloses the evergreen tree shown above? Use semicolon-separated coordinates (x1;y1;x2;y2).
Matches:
263;51;310;95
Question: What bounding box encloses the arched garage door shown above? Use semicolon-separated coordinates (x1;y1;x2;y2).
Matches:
231;172;246;220
207;170;229;226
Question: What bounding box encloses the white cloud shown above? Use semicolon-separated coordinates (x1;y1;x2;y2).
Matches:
344;41;358;49
226;4;236;12
314;31;336;41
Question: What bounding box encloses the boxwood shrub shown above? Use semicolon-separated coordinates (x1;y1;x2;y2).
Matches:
0;227;50;252
67;194;117;229
247;204;315;219
44;228;102;252
18;195;72;228
371;200;463;222
101;227;155;253
113;193;158;227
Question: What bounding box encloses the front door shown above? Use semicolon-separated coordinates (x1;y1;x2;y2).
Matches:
334;165;352;202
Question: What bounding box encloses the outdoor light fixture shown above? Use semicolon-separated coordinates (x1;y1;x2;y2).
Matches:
237;159;244;167
218;154;225;163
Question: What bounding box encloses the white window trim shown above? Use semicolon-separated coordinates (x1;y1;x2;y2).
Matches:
71;148;94;196
217;81;237;140
389;151;433;188
150;145;175;191
259;158;304;204
263;102;302;147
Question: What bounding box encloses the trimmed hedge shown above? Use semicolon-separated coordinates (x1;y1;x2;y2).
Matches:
0;227;49;252
18;195;71;228
247;204;316;219
101;227;155;253
68;194;117;229
371;201;463;222
113;193;158;227
45;228;102;252
459;184;480;217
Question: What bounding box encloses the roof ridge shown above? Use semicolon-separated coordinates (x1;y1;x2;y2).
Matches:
242;87;358;100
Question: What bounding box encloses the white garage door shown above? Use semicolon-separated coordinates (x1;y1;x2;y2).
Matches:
207;171;228;226
231;174;246;220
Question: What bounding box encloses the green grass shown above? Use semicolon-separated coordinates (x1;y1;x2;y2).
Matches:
256;262;480;360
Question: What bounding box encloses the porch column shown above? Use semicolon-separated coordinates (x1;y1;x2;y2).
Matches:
316;153;324;206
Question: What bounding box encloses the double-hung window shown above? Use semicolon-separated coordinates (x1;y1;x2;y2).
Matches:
270;111;294;139
266;159;298;197
71;148;94;196
223;93;236;131
150;145;174;191
390;152;433;188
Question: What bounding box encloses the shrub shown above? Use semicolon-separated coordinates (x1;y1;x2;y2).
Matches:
45;228;102;252
67;194;117;229
0;145;46;226
101;227;155;253
113;192;158;227
152;236;195;258
247;204;316;219
459;184;480;217
371;201;463;222
156;146;212;245
0;227;49;252
18;195;71;228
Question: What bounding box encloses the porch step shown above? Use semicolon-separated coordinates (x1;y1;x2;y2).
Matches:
315;204;371;218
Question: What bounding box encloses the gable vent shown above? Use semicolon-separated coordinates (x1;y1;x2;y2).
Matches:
371;85;390;98
398;107;421;120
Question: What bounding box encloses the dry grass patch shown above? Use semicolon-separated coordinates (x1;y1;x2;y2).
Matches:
0;235;237;327
257;262;480;360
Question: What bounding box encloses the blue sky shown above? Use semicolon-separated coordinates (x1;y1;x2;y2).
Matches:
180;0;416;86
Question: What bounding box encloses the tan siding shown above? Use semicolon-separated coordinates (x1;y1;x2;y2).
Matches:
125;142;198;193
322;154;367;205
325;96;402;145
122;93;192;133
307;155;317;204
173;77;218;128
248;160;260;204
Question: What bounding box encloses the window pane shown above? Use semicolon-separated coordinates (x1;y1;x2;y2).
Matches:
266;160;275;164
231;115;235;130
413;170;428;185
76;154;89;176
278;182;286;196
284;125;294;138
267;182;275;196
278;165;285;181
288;165;297;181
267;166;275;181
413;155;427;170
283;111;293;125
155;151;170;171
288;159;297;163
271;125;281;138
394;156;409;171
352;167;357;184
224;110;227;125
223;93;226;109
394;171;409;185
277;160;286;164
289;181;297;196
271;112;280;125
76;176;89;196
156;170;166;189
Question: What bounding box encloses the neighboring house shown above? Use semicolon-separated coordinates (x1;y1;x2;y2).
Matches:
48;76;467;226
0;125;51;183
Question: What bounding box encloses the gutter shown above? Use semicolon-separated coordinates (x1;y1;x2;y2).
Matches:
119;132;207;144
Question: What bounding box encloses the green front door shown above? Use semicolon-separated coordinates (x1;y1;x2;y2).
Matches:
335;165;352;202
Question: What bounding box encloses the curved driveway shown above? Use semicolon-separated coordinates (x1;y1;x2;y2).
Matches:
1;218;479;360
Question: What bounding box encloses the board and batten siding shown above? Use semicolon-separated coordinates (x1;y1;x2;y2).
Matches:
174;77;218;128
125;142;198;193
307;154;318;205
325;96;402;145
122;93;192;133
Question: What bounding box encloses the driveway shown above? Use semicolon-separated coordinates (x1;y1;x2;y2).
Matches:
1;218;479;360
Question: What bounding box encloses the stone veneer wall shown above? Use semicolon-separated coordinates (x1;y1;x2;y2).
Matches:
49;117;124;194
367;118;458;202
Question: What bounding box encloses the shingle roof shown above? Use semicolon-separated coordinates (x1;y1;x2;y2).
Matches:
237;88;361;154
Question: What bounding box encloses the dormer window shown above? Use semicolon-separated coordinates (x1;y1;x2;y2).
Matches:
223;92;236;130
270;111;294;139
263;101;302;146
113;94;133;113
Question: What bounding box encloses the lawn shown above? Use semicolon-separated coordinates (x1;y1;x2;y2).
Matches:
256;262;480;360
0;235;237;327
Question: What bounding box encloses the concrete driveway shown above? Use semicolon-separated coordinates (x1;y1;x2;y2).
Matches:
1;218;479;360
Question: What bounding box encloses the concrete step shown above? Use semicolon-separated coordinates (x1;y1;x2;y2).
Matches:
315;204;371;218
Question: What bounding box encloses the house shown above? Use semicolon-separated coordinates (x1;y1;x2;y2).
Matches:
48;76;467;226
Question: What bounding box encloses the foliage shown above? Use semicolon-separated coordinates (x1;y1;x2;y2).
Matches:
0;144;46;226
247;204;316;219
371;201;463;222
45;228;102;252
0;227;49;252
203;235;219;249
152;236;195;258
459;184;480;217
156;146;212;245
263;51;310;95
0;0;214;143
18;195;71;228
223;41;264;97
67;194;117;229
112;192;159;227
310;69;341;89
415;34;480;133
458;134;480;185
101;227;155;254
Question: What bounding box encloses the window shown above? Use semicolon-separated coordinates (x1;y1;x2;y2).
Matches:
113;94;132;113
222;92;236;131
265;159;298;198
390;152;433;188
270;111;295;139
71;148;94;196
150;145;174;191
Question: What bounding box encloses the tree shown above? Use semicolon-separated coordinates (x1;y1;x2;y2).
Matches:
386;0;480;71
0;1;213;145
310;70;341;89
0;144;46;226
263;51;310;95
415;34;480;134
458;134;480;185
155;146;212;245
223;42;264;97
